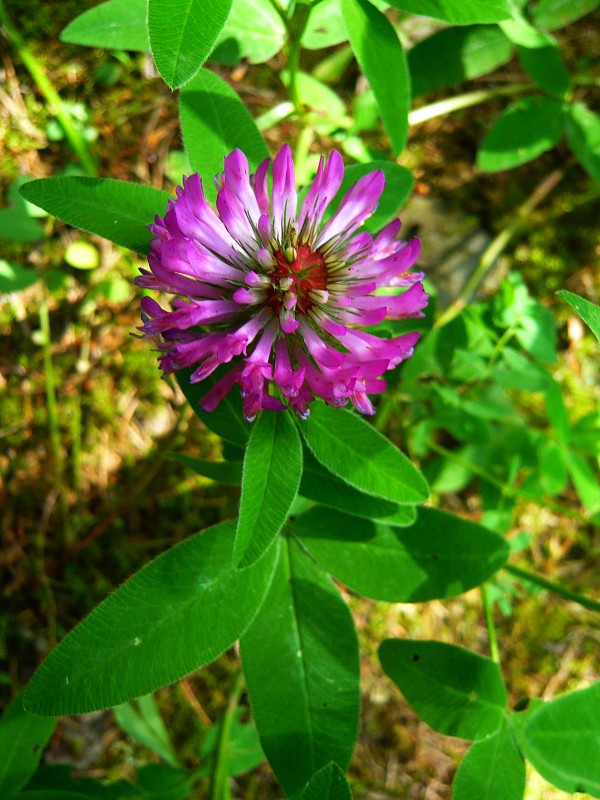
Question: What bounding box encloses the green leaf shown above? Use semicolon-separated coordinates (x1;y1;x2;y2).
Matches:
0;178;45;243
179;69;269;203
408;25;513;98
23;763;140;798
293;506;509;602
453;718;526;800
0;693;56;795
299;447;416;526
513;682;600;797
565;102;600;184
175;367;252;447
499;17;570;97
341;0;410;155
300;403;429;505
385;0;513;25
61;0;149;51
167;452;243;484
0;260;39;293
23;521;278;715
113;694;180;767
558;289;600;342
567;451;600;512
212;0;285;64
379;639;507;740
302;0;347;49
533;0;600;30
240;537;359;796
148;0;233;89
236;412;303;568
19;178;170;254
477;96;564;172
198;707;264;777
329;161;414;232
299;763;352;800
280;71;346;136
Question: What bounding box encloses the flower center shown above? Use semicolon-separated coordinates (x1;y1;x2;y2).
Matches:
270;243;328;315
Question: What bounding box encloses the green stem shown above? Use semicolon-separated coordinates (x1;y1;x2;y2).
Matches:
408;83;534;127
481;584;500;664
434;168;565;329
39;300;72;542
0;0;97;176
505;564;600;614
294;123;315;185
283;2;311;116
427;440;590;524
209;671;245;800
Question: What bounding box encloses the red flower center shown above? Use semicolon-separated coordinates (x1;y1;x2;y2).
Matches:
271;244;328;314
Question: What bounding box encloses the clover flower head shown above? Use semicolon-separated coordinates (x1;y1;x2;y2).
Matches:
136;145;428;420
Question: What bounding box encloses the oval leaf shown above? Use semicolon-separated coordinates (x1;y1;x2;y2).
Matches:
61;0;149;51
235;411;303;568
300;763;352;800
240;537;359;796
385;0;513;25
23;521;278;715
300;403;429;505
19;178;170;254
342;0;409;155
379;639;507;740
0;694;56;795
409;25;513;98
179;69;269;203
293;506;509;602
148;0;233;89
212;0;285;64
513;682;600;796
477;96;564;172
453;718;526;800
533;0;600;30
300;447;416;526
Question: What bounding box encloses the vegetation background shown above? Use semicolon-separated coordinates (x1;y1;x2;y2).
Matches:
1;0;599;797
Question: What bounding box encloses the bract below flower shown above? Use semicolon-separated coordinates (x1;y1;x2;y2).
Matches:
136;145;428;420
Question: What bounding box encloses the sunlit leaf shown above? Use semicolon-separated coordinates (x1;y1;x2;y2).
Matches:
241;537;359;796
385;0;513;25
236;411;302;567
453;718;526;800
148;0;233;89
23;521;278;715
379;639;507;740
19;178;170;254
513;682;600;797
293;506;509;602
477;96;564;172
61;0;149;51
342;0;409;155
179;69;269;203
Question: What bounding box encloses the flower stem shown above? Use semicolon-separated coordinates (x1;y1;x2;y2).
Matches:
284;2;311;116
0;0;97;176
505;564;600;614
481;584;500;664
434;167;565;329
209;671;245;800
408;83;534;127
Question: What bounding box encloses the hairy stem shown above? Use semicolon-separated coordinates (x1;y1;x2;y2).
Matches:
408;83;534;127
0;0;97;176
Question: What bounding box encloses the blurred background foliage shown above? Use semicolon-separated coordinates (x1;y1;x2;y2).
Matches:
1;0;599;797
